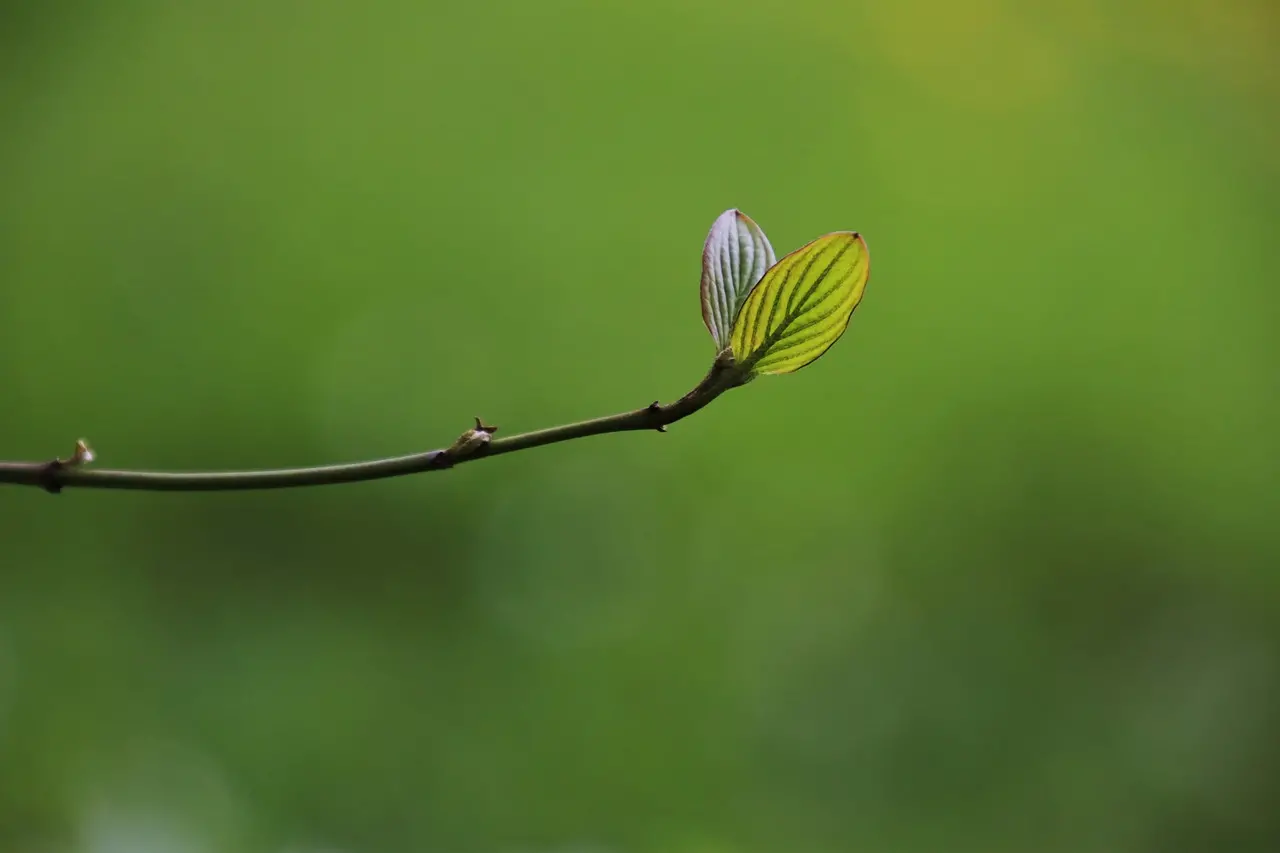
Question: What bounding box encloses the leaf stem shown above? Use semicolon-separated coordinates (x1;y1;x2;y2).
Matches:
0;355;747;494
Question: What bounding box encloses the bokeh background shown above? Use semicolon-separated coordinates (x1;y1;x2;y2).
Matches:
1;1;1277;852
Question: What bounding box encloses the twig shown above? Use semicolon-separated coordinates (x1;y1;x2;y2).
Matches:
0;352;747;494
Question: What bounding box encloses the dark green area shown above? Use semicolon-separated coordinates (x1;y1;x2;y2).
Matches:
2;1;1276;852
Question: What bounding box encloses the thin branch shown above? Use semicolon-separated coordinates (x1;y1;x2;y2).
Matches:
0;353;747;494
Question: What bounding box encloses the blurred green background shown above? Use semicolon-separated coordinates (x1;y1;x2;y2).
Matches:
1;1;1277;851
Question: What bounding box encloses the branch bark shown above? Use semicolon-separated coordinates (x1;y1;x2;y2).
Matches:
0;353;747;494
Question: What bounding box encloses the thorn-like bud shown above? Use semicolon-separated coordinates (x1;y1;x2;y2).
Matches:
39;438;95;494
446;417;497;460
647;401;667;432
72;439;95;465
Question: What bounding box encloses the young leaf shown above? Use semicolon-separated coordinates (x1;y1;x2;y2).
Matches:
700;209;777;350
729;232;869;375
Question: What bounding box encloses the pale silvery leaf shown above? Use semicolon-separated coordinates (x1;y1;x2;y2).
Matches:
700;209;777;350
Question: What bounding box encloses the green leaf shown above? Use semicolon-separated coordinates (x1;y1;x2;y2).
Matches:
700;209;777;350
729;232;870;375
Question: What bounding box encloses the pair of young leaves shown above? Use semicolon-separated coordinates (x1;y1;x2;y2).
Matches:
700;210;869;376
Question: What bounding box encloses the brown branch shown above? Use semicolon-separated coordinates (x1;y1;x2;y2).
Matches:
0;352;747;494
